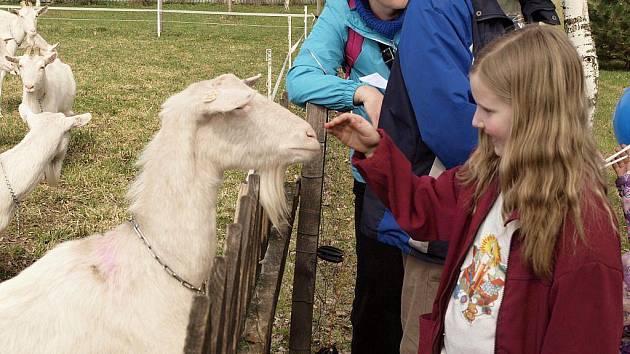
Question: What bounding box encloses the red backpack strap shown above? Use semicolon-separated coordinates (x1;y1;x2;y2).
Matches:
343;0;363;79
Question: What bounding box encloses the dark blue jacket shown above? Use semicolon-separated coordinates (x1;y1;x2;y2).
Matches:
362;0;559;262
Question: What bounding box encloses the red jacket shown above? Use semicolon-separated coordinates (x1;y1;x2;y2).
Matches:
354;132;623;354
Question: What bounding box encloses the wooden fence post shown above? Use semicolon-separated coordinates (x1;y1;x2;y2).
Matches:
288;103;327;354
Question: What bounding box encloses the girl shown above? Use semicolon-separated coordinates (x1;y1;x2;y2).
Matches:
325;25;623;353
610;145;630;353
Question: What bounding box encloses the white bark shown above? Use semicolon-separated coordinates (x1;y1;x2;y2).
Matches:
563;0;599;125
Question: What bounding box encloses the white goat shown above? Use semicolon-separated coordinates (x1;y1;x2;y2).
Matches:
0;2;48;117
20;32;58;56
7;51;76;116
0;73;320;353
0;104;91;233
0;37;15;74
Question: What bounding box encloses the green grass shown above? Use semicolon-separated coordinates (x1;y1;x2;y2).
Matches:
0;3;313;278
0;4;628;353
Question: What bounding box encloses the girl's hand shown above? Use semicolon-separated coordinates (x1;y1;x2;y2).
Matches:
325;113;381;157
613;144;630;177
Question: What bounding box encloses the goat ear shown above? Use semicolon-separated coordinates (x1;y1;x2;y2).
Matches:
6;55;19;64
242;74;262;87
202;89;254;116
37;5;48;15
9;8;19;15
44;51;56;65
0;61;11;73
64;113;92;129
49;42;59;51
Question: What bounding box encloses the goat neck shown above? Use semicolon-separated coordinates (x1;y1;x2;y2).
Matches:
127;121;220;289
22;75;46;113
0;129;59;229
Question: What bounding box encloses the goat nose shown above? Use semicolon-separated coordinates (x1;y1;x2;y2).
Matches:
24;84;34;90
306;127;317;139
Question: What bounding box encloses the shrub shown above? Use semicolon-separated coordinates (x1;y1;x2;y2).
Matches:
589;0;630;70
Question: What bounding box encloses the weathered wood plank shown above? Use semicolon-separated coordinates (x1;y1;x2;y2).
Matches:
239;181;299;353
184;295;210;353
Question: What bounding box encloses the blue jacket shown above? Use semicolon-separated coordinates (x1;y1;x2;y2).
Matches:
363;0;560;261
286;0;401;182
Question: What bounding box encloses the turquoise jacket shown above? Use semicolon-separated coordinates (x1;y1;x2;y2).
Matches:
286;0;401;182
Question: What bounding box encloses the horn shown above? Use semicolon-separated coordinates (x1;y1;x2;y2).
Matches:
243;74;262;87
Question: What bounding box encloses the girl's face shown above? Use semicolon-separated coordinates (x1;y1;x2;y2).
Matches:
470;73;513;156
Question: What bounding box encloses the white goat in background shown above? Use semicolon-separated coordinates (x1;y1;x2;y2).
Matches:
21;33;58;56
0;74;320;353
0;104;91;233
0;2;48;117
7;51;76;116
0;37;16;74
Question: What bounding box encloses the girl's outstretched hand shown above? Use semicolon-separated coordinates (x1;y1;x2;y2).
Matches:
325;113;381;157
613;144;630;177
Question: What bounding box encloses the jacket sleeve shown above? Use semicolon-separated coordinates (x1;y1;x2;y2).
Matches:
354;131;461;242
541;262;623;353
285;4;362;111
398;0;477;168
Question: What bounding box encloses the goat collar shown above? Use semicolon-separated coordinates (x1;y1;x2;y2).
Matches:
0;159;21;237
128;216;207;295
37;92;45;113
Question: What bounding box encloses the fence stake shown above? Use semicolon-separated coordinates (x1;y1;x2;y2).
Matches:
289;104;327;354
156;0;162;37
288;16;292;69
303;5;308;39
266;49;272;99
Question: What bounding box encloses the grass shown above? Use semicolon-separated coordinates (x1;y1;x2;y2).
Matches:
0;3;628;353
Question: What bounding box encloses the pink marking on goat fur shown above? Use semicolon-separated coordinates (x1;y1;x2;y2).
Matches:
95;236;119;278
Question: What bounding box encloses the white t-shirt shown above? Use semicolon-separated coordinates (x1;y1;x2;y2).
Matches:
441;194;520;354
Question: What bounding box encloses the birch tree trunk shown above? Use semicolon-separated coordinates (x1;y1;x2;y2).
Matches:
563;0;599;125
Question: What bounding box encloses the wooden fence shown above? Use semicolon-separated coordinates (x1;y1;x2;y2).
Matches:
184;173;301;354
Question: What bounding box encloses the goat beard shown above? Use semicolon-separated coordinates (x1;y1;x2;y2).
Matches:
259;164;289;233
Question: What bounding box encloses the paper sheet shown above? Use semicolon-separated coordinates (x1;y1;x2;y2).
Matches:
359;73;388;90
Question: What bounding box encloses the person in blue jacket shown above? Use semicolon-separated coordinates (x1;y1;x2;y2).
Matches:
366;0;560;353
286;0;407;352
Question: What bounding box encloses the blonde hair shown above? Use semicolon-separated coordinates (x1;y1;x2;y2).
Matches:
458;25;612;278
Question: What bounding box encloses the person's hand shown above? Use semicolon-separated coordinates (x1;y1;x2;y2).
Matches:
353;85;383;127
325;112;381;157
613;144;630;177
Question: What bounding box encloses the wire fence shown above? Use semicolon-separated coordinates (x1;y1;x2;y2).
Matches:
30;0;318;5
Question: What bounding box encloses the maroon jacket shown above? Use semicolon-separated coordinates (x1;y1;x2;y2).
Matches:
354;132;623;354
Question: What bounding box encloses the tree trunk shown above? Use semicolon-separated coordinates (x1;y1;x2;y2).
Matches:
563;0;599;126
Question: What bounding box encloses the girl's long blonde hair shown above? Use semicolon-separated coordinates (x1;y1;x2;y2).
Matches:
458;25;612;278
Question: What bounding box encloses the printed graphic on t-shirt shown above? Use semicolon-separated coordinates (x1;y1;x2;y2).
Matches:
452;234;507;323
